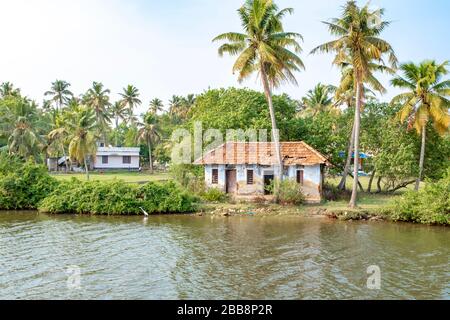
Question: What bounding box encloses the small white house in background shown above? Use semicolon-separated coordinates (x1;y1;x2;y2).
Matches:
194;142;331;203
94;147;141;170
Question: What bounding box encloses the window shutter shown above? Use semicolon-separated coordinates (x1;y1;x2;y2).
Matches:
247;170;254;185
212;169;219;184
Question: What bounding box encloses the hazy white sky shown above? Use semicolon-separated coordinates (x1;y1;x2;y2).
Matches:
0;0;449;115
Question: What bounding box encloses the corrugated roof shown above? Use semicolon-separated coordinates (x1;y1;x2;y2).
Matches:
194;142;331;166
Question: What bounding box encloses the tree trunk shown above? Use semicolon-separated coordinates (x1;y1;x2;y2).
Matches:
367;170;376;193
349;79;362;208
84;158;90;181
338;122;356;191
148;138;153;174
260;65;283;182
376;176;383;193
415;125;426;191
61;143;69;173
115;116;119;147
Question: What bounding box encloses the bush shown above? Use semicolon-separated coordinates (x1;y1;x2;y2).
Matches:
272;180;305;205
200;188;228;202
0;160;58;210
323;182;351;202
386;170;450;225
39;179;199;215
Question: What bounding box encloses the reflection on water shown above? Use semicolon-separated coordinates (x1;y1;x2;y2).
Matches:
0;211;448;300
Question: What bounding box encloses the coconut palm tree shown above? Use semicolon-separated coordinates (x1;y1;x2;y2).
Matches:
168;95;184;117
300;83;338;117
0;82;20;98
67;105;98;180
48;115;70;172
44;80;73;112
149;98;164;114
311;1;397;208
391;60;450;190
119;85;141;123
213;0;304;182
109;101;129;146
137;113;161;174
335;60;392;191
0;97;43;159
83;82;111;144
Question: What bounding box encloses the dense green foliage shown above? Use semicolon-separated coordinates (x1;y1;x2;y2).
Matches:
386;170;450;225
39;180;198;215
270;180;305;205
0;156;58;209
200;188;228;203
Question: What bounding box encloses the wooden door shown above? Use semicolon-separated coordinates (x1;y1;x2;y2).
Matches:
226;170;237;194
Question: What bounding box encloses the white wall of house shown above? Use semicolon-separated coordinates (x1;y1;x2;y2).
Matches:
94;155;140;169
204;163;323;202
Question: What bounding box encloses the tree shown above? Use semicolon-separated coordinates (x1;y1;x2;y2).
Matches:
149;98;164;114
109;101;128;147
213;0;304;183
300;83;338;117
83;82;111;144
48;115;70;172
168;95;185;119
119;85;141;123
0;96;45;160
391;60;450;190
137;113;161;173
67;105;98;180
44;80;73;112
0;82;21;98
311;1;397;208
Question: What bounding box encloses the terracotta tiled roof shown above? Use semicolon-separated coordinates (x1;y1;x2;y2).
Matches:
194;142;331;166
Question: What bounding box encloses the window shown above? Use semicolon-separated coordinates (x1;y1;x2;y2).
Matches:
297;170;304;185
247;170;254;185
102;156;108;164
123;156;131;164
212;169;219;184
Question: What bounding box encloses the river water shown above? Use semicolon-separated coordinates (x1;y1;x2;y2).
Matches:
0;211;448;300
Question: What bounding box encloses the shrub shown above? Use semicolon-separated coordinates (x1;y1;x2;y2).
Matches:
200;188;228;202
0;160;58;210
323;182;351;202
39;180;198;215
386;170;450;225
273;180;305;205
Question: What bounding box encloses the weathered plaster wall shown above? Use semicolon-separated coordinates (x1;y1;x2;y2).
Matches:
205;164;226;192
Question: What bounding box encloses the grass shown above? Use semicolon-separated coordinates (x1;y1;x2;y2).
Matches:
327;176;424;192
51;171;170;183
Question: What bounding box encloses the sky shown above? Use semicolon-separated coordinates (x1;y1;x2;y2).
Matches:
0;0;449;115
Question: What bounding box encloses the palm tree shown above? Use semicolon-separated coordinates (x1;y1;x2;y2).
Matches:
311;1;397;208
109;101;129;146
44;80;73;112
0;82;20;98
137;113;161;174
300;83;338;117
0;97;43;159
335;60;392;191
119;85;142;123
213;0;304;182
48;115;70;172
149;98;164;114
391;60;450;190
83;82;111;144
168;95;184;117
67;105;98;180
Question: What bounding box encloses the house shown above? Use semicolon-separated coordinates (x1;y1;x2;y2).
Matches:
94;147;141;170
194;142;331;203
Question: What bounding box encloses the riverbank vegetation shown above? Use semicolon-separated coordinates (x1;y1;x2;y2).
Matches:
0;1;448;222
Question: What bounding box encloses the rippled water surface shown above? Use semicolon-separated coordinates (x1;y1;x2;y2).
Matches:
0;211;448;300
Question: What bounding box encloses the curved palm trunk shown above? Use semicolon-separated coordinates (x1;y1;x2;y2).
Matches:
349;79;362;208
338;123;356;190
415;125;426;191
115;116;119;147
148;138;153;174
260;67;283;183
84;158;90;181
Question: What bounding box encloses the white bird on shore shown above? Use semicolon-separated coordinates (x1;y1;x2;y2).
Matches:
140;207;149;219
